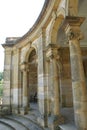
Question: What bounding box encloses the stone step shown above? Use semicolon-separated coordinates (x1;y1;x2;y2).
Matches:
22;114;44;130
59;123;77;130
24;113;37;122
0;120;15;130
5;116;29;130
6;114;44;130
0;118;27;130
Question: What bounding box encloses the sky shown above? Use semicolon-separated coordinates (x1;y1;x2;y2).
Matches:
0;0;45;72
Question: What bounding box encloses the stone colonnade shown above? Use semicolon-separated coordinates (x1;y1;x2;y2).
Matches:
2;16;87;130
43;16;87;130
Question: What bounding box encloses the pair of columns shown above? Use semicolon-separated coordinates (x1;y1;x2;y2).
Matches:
46;17;87;130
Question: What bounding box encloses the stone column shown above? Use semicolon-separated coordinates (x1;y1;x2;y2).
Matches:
2;48;12;114
22;70;28;107
12;49;21;114
46;59;51;116
64;17;87;130
46;44;60;115
46;44;64;130
20;62;28;114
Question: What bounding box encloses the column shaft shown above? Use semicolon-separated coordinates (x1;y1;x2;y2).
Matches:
64;18;87;129
47;60;51;115
69;39;87;129
51;58;60;115
22;71;28;107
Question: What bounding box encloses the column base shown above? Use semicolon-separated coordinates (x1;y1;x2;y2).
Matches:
0;105;11;116
48;115;64;130
37;113;48;127
12;108;19;114
20;107;28;115
37;117;45;127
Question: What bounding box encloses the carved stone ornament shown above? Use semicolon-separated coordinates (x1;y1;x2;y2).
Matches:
46;44;60;60
20;62;29;71
66;25;84;41
62;16;85;41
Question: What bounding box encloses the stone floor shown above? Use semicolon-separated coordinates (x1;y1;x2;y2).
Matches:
0;103;77;130
60;108;77;130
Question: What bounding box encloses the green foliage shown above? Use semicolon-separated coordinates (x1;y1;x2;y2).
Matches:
0;84;3;97
0;72;3;81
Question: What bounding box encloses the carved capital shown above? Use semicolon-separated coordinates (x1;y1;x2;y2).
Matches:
20;62;29;72
62;16;85;41
46;44;60;60
65;24;84;41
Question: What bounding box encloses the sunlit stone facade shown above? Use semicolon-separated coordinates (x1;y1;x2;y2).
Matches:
2;0;87;130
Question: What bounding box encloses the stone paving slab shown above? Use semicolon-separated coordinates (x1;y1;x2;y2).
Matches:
0;121;14;130
59;123;77;130
0;118;27;130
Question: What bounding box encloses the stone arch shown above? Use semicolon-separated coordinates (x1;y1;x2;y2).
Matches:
50;14;64;44
25;45;38;63
57;7;66;18
26;48;38;113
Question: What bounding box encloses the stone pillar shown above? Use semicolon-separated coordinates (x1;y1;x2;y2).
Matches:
37;29;49;127
12;49;21;114
2;48;12;114
22;70;28;107
46;44;60;115
46;44;64;130
46;59;51;116
64;17;87;130
37;50;48;127
20;62;28;114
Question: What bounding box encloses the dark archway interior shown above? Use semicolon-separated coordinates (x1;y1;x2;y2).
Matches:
28;49;38;103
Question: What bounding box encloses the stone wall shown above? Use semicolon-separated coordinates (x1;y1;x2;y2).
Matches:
59;47;73;107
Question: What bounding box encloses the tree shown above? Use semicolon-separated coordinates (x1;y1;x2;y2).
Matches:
0;72;3;81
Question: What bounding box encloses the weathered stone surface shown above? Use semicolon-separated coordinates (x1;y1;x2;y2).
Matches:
2;0;87;130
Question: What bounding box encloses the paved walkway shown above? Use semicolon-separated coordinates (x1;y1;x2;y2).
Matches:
0;103;77;130
60;108;77;130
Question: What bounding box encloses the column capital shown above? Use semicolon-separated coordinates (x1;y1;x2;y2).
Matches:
62;16;85;41
63;16;85;27
65;24;84;41
46;44;60;60
20;62;29;72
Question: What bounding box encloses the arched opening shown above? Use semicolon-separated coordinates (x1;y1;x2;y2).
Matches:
49;14;75;125
82;48;87;88
57;28;75;125
27;49;38;113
